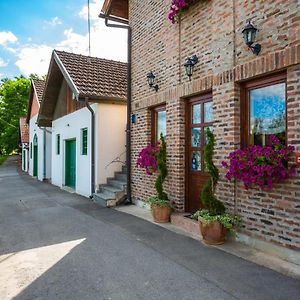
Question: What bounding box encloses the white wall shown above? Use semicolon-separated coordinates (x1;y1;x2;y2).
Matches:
51;102;127;197
21;144;29;172
51;105;95;197
28;115;52;181
95;103;127;185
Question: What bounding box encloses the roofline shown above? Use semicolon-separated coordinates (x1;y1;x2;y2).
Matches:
53;51;80;100
78;95;127;103
26;80;41;124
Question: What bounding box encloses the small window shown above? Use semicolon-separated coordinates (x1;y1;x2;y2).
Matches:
241;73;286;146
81;128;88;155
56;134;60;155
151;105;166;144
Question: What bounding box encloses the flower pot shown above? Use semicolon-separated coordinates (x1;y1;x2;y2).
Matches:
198;217;227;245
151;205;172;223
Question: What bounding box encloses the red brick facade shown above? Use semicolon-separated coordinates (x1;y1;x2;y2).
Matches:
128;0;300;251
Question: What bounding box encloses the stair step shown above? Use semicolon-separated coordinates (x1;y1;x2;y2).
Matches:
107;179;127;190
93;192;117;208
115;173;127;181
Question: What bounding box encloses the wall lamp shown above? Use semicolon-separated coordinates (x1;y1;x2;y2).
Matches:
242;21;261;55
147;71;159;92
184;55;199;80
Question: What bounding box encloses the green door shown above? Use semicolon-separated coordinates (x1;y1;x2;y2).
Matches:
23;150;26;170
33;134;38;177
65;139;76;188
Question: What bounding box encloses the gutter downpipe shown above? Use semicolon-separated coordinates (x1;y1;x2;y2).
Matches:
99;12;132;204
85;97;96;197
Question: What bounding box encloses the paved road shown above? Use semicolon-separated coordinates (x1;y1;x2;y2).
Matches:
0;156;299;300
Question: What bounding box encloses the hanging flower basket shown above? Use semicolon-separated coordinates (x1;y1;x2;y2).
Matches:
222;135;297;191
168;0;199;24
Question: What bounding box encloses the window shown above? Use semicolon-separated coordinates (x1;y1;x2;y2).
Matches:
241;73;286;146
81;128;88;155
30;142;32;159
189;96;213;172
151;105;166;144
56;134;60;155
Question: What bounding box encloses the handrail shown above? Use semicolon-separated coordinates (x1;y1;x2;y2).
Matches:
105;150;126;169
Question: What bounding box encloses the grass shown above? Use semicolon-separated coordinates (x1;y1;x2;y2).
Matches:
0;155;7;166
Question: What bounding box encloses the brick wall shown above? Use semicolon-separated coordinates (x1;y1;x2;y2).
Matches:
129;0;300;250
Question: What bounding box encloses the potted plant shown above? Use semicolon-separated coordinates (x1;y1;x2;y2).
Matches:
137;134;173;223
193;128;240;245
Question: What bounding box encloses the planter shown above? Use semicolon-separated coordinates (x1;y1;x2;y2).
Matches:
151;205;172;223
198;217;227;245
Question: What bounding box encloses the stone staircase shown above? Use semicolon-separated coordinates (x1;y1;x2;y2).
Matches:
93;165;127;207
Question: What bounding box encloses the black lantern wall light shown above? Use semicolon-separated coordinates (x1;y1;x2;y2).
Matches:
242;21;261;55
184;55;199;80
147;71;159;92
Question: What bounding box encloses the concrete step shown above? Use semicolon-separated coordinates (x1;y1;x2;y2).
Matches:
115;172;127;182
93;192;117;208
122;165;127;173
107;179;126;190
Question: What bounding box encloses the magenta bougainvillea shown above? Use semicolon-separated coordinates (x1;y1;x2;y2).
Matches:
168;0;193;24
136;143;159;175
222;135;297;191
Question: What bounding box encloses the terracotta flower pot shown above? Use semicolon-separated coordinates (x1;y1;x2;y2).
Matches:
151;205;172;223
198;217;227;245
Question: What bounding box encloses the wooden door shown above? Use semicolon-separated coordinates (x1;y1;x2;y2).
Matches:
186;94;213;212
65;139;76;189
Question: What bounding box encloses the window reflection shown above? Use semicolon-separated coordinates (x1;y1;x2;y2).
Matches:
157;110;166;141
191;151;201;171
204;101;213;123
192;104;201;124
250;82;286;146
192;128;201;147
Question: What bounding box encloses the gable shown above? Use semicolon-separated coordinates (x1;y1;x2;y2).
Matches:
30;92;40;120
53;79;85;122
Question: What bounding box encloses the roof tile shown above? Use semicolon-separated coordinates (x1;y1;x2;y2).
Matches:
55;50;127;100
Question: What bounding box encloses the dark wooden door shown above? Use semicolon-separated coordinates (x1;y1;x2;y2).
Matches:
186;94;213;212
65;139;76;189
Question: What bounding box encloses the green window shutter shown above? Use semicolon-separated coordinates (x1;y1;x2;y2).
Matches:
82;128;88;155
30;142;32;158
57;134;60;155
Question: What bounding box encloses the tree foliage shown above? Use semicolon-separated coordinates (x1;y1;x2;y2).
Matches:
201;128;225;215
0;76;31;154
155;134;168;200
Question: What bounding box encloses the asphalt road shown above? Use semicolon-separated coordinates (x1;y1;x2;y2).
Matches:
0;156;299;300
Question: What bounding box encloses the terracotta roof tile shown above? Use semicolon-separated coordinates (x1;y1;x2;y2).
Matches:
19;118;29;143
33;80;45;103
54;50;127;100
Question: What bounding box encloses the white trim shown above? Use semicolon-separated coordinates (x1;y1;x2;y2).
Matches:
53;51;80;100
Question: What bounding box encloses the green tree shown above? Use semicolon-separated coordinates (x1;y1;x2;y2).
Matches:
0;76;31;154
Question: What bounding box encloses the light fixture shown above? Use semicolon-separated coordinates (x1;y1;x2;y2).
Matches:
147;71;159;92
242;21;261;55
184;55;199;80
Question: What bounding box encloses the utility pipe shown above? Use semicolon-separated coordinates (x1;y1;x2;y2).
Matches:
85;97;96;197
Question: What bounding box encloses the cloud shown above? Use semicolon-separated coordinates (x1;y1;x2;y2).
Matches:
14;0;127;76
0;31;18;46
15;45;53;76
44;17;62;27
56;29;89;54
79;0;102;20
0;58;8;67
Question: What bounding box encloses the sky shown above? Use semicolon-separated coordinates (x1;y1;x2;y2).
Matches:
0;0;127;80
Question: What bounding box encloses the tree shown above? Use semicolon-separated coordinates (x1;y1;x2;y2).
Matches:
0;77;31;154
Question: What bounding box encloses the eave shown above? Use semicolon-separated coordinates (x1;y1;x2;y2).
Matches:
101;0;128;20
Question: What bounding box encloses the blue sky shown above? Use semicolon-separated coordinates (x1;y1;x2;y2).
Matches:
0;0;127;80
